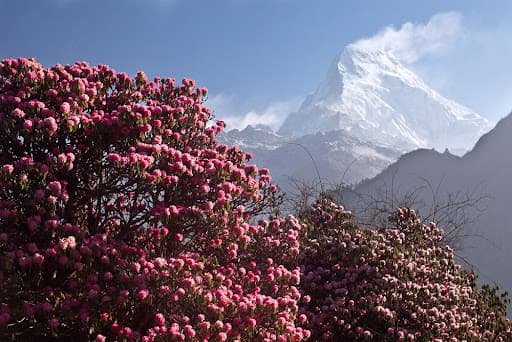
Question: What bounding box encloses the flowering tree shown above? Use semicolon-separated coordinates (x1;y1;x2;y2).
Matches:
298;196;512;341
0;58;308;341
1;57;510;342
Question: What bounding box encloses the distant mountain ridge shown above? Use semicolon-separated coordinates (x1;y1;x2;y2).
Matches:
340;113;512;312
219;125;401;192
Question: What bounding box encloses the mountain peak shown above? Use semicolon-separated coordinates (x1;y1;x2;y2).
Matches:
343;44;399;66
278;46;492;154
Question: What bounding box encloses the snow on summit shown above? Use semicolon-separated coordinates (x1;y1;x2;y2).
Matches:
278;44;492;154
219;13;497;189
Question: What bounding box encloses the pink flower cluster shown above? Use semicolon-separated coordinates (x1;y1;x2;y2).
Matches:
298;197;512;341
0;58;305;340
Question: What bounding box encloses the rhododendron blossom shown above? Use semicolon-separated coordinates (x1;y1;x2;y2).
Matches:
297;196;512;341
0;58;305;340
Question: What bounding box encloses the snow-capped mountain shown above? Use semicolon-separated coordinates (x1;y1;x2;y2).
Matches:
219;44;493;190
279;44;492;154
218;124;284;150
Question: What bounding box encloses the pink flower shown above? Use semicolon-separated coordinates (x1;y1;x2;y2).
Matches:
155;313;165;326
1;164;13;174
246;317;257;327
49;318;59;329
299;314;308;324
66;236;76;249
138;289;149;300
43;117;58;135
183;325;196;338
122;327;132;337
32;253;44;265
23;119;33;130
108;153;122;163
139;124;152;133
131;262;141;273
46;88;58;97
57;154;67;164
153;257;166;267
60;102;71;113
11;108;25;118
48;181;62;194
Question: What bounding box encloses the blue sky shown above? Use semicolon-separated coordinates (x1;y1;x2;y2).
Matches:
2;0;512;129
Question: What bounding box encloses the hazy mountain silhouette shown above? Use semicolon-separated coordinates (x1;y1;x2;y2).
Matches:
340;113;512;305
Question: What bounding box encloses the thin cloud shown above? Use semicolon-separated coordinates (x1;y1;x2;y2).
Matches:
351;12;463;64
207;94;302;132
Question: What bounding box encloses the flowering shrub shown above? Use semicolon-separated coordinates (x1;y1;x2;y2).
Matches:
298;196;512;341
0;57;510;341
0;58;308;341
